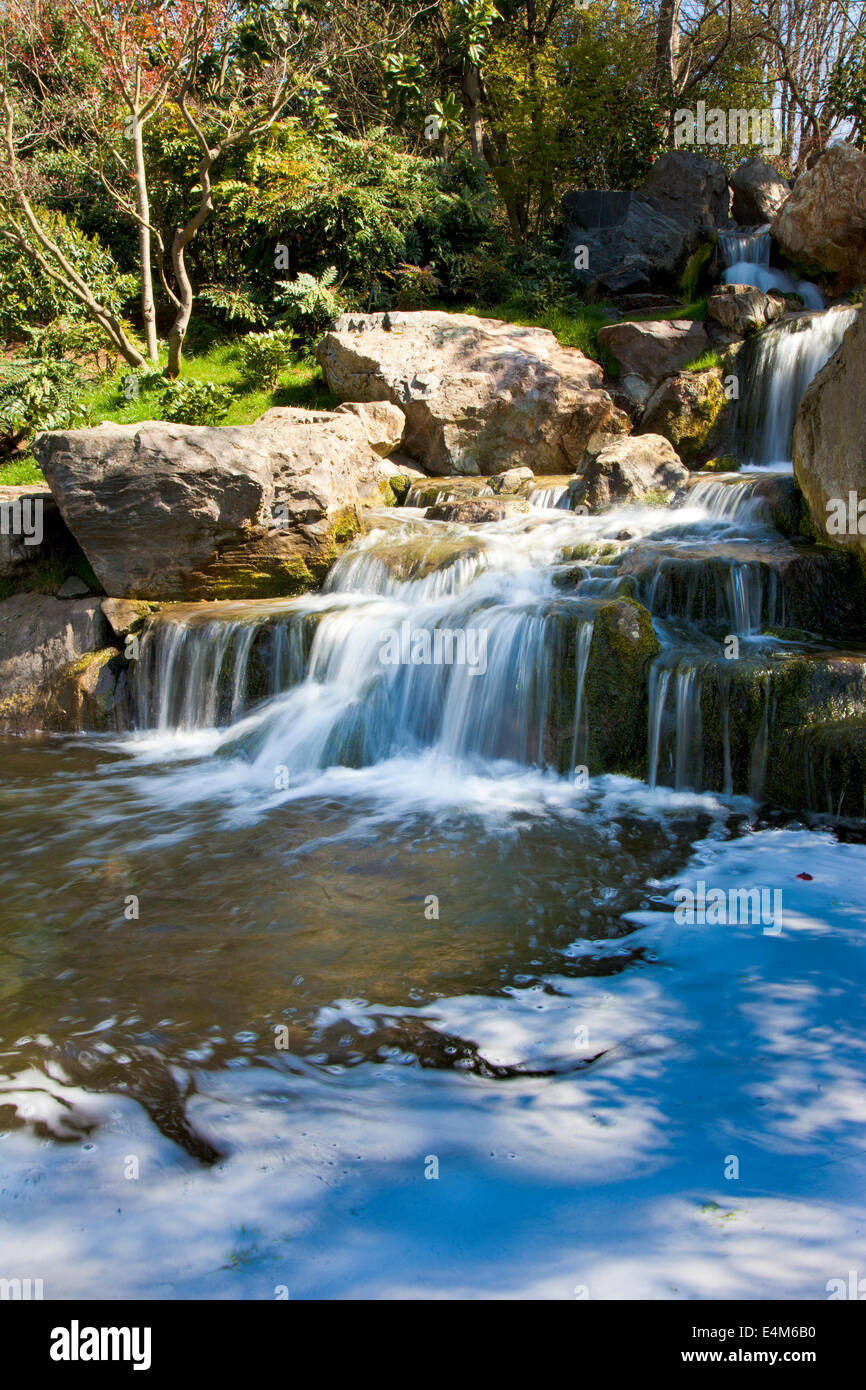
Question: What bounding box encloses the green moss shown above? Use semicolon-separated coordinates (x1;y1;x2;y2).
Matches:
702;455;740;473
679;237;716;303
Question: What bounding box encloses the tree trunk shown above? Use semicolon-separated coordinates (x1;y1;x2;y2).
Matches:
653;0;682;97
132;116;159;364
462;63;486;161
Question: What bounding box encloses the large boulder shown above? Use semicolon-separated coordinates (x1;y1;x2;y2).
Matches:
34;406;418;601
315;310;623;476
0;592;124;731
793;302;866;562
641;151;732;231
562;153;729;296
707;283;786;335
596;318;711;403
638;370;728;464
574;434;688;511
771;144;866;287
730;158;790;225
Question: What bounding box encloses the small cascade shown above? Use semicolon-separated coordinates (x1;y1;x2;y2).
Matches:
719;224;823;307
735;306;857;466
133;602;315;730
719;227;771;268
528;485;569;511
685;475;772;528
636;552;781;635
570;620;594;773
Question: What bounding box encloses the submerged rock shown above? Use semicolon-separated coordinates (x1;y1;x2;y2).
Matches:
35;408;413;601
315;310;624;476
425;498;529;523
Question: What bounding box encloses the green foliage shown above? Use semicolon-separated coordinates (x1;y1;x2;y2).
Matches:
0;212;135;340
273;267;344;342
0;358;90;442
237;328;295;390
158;379;232;426
386;263;442;310
199;284;271;327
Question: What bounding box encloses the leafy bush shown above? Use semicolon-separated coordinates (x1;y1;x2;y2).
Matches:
0;211;136;341
385;262;442;310
159;379;232;426
274;268;344;343
0;358;90;445
237;328;295;390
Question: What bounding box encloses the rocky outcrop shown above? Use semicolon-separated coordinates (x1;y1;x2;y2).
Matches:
771;143;866;288
638;370;728;464
574;434;689;511
793;301;866;561
562;153;729;296
641;151;732;232
35;407;420;601
707;283;786;335
0;591;126;731
596;319;711;404
730;158;790;225
315;310;624;476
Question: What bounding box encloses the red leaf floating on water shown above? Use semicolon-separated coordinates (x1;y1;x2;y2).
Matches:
796;873;814;881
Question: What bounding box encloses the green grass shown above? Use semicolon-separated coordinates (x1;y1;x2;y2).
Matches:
682;348;724;371
624;298;708;323
85;341;338;429
0;454;44;484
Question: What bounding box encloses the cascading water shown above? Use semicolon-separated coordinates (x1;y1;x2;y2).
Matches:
735;305;857;466
719;225;823;308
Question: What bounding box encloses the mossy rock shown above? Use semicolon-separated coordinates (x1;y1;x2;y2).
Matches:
44;648;132;732
580;599;661;777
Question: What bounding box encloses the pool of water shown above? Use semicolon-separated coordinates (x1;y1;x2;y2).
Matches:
2;736;865;1298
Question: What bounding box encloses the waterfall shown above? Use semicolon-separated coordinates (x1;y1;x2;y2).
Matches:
528;485;569;511
719;225;824;308
719;227;771;268
685;475;772;527
735;307;857;466
133;602;314;730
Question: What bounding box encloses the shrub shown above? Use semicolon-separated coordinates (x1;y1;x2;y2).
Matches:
159;379;232;426
273;268;344;344
237;328;295;390
0;211;136;341
0;358;90;446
